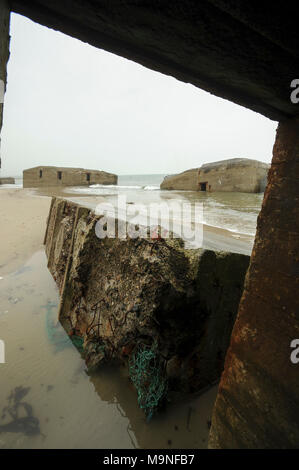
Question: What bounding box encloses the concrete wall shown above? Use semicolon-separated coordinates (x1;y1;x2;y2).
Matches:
44;197;250;412
199;160;269;193
0;0;10;167
23;166;117;188
160;159;269;193
160;168;199;191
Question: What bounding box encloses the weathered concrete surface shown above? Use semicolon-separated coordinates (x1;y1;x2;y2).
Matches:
199;158;269;193
23;166;117;188
44;197;249;411
161;158;269;193
0;177;14;184
209;116;299;449
9;1;299;121
160;168;199;191
0;0;10;166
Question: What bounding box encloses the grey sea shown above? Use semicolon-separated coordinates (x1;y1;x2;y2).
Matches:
65;173;263;237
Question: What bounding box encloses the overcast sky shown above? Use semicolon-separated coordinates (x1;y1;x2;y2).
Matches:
1;13;278;177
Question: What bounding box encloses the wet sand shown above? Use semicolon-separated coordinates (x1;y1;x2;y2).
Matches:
0;188;51;275
0;187;252;448
203;224;253;256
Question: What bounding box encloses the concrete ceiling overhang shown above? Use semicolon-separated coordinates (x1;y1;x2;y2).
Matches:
9;0;299;122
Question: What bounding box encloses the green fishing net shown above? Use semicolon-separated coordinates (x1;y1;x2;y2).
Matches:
129;342;168;420
70;335;84;353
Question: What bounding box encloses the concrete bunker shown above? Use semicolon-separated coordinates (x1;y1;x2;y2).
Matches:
23;165;118;188
161;158;270;193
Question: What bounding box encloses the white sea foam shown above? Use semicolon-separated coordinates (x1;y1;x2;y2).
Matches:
62;174;262;238
143;185;160;190
90;184;142;190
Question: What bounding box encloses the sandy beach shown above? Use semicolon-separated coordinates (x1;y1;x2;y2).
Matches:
0;188;51;275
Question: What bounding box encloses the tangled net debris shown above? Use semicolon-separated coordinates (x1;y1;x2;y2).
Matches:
129;341;168;420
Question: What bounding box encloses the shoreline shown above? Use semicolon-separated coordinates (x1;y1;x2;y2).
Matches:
0;187;253;275
37;186;255;255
